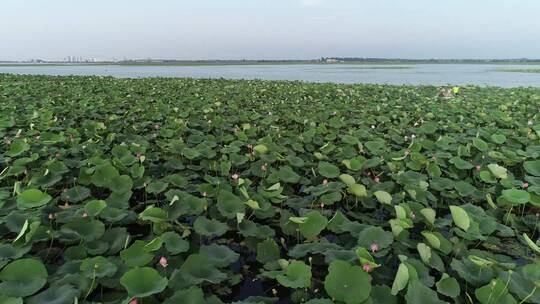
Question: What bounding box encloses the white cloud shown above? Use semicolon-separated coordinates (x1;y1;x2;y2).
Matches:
300;0;325;7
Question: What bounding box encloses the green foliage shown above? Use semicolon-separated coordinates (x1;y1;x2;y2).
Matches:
0;75;539;302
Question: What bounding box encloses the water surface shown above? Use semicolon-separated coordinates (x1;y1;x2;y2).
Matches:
2;64;540;87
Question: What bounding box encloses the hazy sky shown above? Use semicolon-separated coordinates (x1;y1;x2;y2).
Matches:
1;0;540;60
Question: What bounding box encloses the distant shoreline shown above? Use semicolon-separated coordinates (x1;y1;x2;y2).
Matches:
2;59;540;67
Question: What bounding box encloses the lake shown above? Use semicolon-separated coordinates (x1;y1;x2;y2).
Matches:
1;64;540;87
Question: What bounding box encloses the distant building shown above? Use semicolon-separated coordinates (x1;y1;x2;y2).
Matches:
325;58;339;63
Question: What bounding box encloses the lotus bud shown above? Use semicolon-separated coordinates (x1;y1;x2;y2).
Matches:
476;165;481;171
404;136;409;141
322;179;328;186
129;299;138;304
231;173;239;180
528;120;533;126
411;134;416;139
371;125;375;129
370;243;379;253
414;122;419;127
261;163;268;171
410;212;416;220
523;182;529;189
159;256;168;268
272;288;277;296
362;263;372;272
82;212;88;218
202;192;207;197
374;176;380;183
48;213;55;220
308;256;313;264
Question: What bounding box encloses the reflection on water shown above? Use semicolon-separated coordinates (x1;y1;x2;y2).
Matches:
1;64;540;87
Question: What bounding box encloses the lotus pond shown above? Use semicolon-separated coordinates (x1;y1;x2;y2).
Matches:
1;74;540;304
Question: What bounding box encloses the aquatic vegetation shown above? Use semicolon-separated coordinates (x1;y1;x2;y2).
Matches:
1;74;540;303
498;68;540;73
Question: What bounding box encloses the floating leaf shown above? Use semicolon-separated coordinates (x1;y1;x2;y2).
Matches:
16;189;51;210
324;260;372;304
449;205;471;231
0;259;47;297
120;267;168;298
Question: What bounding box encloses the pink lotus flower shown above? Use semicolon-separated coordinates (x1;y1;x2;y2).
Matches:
159;256;168;268
322;179;328;186
231;173;239;180
129;298;138;304
370;243;379;253
523;182;529;189
476;165;482;171
48;213;55;220
373;176;380;183
362;263;372;272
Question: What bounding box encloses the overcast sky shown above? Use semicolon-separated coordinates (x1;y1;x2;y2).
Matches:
1;0;540;61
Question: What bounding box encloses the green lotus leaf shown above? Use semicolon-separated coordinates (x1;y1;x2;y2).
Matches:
0;295;22;304
0;258;47;297
60;219;105;241
475;278;516;304
91;163;119;188
449;157;474;170
146;181;169;194
80;256;118;278
491;133;506;144
139;205;168;222
256;238;280;264
16;189;51;210
109;174;133;193
84;199;107;216
374;190;392;205
449;205;471;231
6;139;29;157
473;137;489;152
501;188;530;205
26;285;79;304
420;208;436;225
371;285;397;304
161;231;189;254
454;181;476;196
163;287;207;304
391;263;410;295
193;216;228;237
405;280;447;304
318;162;340;178
277;166;301;183
200;244;239;267
276;261;312;288
324;260;371;304
120;240;154;267
165;174;189;188
417;243;432;264
357;226;393;250
298;210;328;239
180;254;227;285
348;183;367;197
436;274;460;298
61;185;90;202
524;160;540;176
339;174;356;186
217;190;245;219
253;144;268;154
120;267;168;298
487;164;508;179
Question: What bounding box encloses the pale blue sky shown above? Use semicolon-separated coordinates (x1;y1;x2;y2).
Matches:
1;0;539;60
